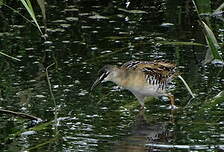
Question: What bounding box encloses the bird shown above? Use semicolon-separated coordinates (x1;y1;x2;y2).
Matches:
91;60;182;109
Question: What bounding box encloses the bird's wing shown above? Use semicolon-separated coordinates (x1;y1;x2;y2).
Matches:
122;61;175;72
122;61;177;88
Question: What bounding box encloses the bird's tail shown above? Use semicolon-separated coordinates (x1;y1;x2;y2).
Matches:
177;75;195;98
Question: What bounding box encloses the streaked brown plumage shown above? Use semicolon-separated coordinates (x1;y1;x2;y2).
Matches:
91;60;178;109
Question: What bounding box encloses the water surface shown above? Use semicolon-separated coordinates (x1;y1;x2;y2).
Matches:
0;0;224;151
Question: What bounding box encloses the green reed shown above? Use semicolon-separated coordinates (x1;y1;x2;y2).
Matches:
192;0;223;64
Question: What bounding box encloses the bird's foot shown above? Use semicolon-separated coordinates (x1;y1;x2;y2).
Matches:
167;105;178;110
140;106;145;111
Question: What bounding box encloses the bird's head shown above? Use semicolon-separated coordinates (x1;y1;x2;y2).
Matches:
91;65;118;90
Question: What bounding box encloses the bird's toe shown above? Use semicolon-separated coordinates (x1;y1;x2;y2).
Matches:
167;105;178;110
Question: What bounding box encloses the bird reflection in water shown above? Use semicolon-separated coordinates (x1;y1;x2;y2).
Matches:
113;110;173;152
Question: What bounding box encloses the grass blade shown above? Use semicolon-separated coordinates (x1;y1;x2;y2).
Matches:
178;75;195;99
192;0;223;63
201;21;223;61
158;41;205;46
0;51;21;61
37;0;46;21
2;3;37;27
214;2;224;13
20;0;44;35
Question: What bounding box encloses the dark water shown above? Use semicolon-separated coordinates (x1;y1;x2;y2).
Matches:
0;0;224;151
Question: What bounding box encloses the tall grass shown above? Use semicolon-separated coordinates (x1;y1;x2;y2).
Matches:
1;0;46;36
192;0;223;64
20;0;42;34
0;0;46;59
214;2;224;14
20;0;46;37
0;51;21;61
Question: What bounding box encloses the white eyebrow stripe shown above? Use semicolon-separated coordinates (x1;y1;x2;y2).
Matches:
99;71;109;80
99;73;105;80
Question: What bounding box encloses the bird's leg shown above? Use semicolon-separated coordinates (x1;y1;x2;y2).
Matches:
133;93;145;110
138;99;145;110
167;94;178;109
169;94;175;106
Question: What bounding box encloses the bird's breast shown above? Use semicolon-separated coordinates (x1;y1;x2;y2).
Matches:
128;84;166;97
112;70;167;97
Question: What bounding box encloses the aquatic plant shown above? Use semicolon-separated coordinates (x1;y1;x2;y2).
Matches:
0;0;45;36
20;0;42;34
0;0;46;59
192;0;223;65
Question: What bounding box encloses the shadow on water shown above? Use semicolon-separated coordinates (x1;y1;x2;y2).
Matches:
0;0;224;151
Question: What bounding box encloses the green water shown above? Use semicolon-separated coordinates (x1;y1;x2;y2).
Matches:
0;0;224;151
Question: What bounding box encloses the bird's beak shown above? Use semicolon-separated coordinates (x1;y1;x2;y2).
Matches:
91;72;109;91
91;77;101;91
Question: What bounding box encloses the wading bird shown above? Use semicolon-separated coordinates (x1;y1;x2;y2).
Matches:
91;61;194;109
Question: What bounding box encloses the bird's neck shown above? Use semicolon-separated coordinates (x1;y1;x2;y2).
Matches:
110;69;124;86
111;69;145;88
